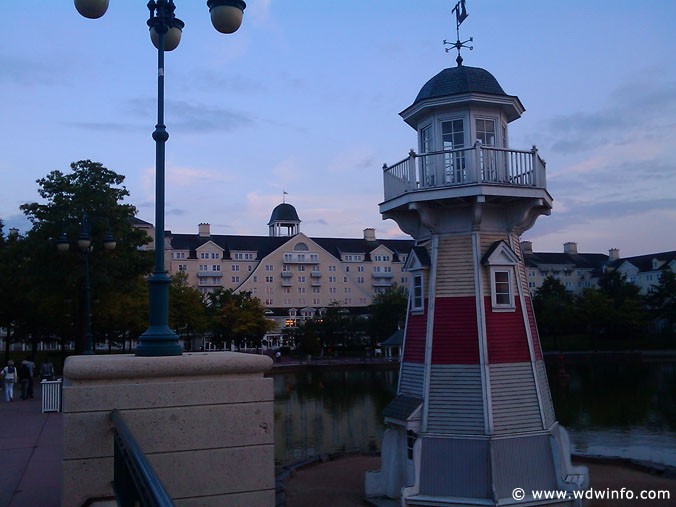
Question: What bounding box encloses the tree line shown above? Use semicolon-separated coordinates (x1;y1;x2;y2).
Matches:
533;268;676;349
0;160;407;360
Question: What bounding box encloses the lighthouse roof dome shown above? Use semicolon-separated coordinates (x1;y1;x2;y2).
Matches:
401;64;524;126
414;65;507;103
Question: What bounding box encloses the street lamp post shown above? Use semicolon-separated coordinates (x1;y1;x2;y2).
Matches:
74;0;247;357
57;213;117;355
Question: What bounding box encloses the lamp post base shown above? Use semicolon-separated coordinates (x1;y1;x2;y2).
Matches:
136;327;183;356
136;272;182;357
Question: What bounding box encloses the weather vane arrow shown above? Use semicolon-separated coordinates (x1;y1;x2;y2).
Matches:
444;0;473;66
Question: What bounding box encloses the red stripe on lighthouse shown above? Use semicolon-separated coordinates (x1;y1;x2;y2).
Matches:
485;297;531;363
402;308;427;363
431;297;480;364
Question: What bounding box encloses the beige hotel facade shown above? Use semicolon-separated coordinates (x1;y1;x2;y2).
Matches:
136;202;414;329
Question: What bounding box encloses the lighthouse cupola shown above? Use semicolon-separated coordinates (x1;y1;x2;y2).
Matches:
381;62;551;240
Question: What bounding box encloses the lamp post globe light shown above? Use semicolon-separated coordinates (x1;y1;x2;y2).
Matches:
74;0;246;357
57;213;116;355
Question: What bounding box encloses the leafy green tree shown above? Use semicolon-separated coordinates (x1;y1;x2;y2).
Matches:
533;276;577;344
20;160;153;354
208;289;274;351
0;223;30;358
596;270;648;341
367;284;408;347
170;272;208;349
645;268;676;335
575;288;615;345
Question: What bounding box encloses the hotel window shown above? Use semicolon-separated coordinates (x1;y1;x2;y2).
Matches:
412;274;423;312
490;268;515;310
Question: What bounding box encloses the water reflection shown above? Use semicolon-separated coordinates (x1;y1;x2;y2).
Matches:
547;358;676;466
273;367;397;466
272;359;676;467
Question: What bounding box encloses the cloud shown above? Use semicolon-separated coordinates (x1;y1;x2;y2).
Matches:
126;97;254;133
543;76;676;155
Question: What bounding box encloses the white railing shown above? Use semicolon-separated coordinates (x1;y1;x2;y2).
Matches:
383;141;546;201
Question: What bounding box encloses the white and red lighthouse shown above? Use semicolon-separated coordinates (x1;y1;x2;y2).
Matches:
365;60;588;507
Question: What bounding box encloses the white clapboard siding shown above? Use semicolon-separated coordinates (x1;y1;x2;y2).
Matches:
399;362;425;397
435;235;475;297
490;363;543;433
427;365;485;434
536;360;556;428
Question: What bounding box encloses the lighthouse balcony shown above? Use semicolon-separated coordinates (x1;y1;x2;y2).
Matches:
382;142;547;203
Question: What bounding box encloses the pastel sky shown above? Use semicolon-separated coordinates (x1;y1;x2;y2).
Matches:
2;1;675;257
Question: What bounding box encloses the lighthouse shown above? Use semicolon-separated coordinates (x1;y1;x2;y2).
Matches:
365;7;588;507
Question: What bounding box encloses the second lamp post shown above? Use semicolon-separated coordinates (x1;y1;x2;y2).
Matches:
57;213;116;355
74;0;247;356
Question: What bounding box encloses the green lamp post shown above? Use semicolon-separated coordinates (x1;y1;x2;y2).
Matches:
57;213;117;355
74;0;246;356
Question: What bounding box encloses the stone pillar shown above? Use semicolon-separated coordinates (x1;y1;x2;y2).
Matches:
62;352;274;507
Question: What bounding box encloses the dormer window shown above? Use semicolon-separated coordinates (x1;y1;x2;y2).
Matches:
483;240;520;312
412;274;424;312
490;268;514;309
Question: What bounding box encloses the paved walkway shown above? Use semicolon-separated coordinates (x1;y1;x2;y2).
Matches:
284;455;676;507
0;389;62;507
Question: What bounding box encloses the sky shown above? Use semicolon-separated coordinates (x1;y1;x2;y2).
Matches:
1;1;675;258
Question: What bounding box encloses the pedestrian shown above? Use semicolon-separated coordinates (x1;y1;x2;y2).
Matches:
40;358;55;382
19;360;32;400
23;357;35;399
1;360;17;402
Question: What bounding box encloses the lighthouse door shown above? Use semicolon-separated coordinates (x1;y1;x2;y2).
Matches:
441;119;465;184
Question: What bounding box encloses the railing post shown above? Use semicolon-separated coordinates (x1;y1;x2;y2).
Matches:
473;140;482;183
409;149;417;188
531;145;538;186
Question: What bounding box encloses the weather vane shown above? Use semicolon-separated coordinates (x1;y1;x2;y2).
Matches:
444;0;473;66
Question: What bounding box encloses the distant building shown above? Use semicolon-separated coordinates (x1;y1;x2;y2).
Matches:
134;203;413;332
522;242;676;295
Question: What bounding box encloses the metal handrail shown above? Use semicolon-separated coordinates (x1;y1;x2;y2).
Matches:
110;409;175;507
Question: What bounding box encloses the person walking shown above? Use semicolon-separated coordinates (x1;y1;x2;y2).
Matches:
1;360;17;402
19;360;32;400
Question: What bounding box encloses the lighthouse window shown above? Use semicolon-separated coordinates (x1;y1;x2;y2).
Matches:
476;118;496;146
441;119;465;183
412;274;424;312
491;268;515;310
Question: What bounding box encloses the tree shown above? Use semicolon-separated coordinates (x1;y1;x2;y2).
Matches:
645;268;676;335
596;269;648;341
207;289;274;351
367;284;408;347
0;223;31;359
20;160;153;354
170;272;208;349
533;276;577;343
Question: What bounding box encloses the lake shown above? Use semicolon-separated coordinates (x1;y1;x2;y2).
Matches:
272;357;676;468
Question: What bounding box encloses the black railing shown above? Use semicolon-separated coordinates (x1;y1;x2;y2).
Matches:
110;409;175;507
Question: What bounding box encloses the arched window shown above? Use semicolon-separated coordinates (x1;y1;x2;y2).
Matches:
294;242;309;251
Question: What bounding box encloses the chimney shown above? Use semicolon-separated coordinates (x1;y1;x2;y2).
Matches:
364;228;376;241
520;241;533;255
563;242;578;255
609;248;620;261
198;223;211;237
